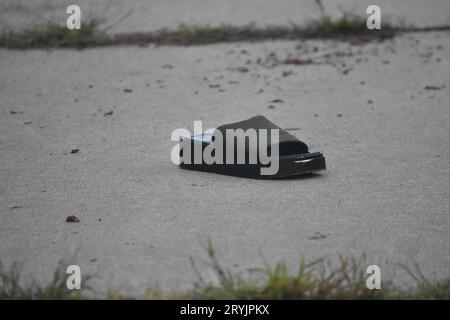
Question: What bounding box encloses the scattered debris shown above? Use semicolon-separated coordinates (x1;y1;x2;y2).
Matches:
66;215;80;223
424;85;445;90
341;67;353;75
228;66;249;73
308;232;327;240
283;58;313;65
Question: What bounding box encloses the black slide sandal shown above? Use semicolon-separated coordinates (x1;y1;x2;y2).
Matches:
179;115;326;179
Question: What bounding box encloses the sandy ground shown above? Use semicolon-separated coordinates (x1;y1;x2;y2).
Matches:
0;1;449;296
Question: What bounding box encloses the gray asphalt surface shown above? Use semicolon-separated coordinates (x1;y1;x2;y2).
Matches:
0;1;449;295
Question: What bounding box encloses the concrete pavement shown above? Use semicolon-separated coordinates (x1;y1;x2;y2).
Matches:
0;1;449;295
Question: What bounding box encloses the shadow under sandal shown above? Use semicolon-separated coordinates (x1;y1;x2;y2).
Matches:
180;115;326;178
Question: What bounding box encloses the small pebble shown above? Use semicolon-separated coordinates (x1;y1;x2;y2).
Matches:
66;215;80;223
